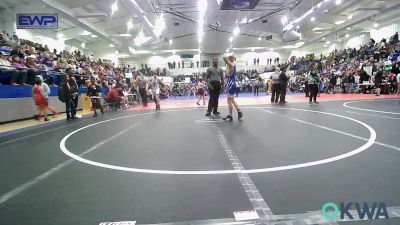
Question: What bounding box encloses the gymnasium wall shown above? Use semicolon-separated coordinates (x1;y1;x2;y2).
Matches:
0;86;83;123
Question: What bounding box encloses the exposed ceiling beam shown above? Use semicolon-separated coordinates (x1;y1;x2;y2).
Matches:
122;0;158;39
304;1;400;48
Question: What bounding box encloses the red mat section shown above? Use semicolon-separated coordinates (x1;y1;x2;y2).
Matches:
128;94;400;111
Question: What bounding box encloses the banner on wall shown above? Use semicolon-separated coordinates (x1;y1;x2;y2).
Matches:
17;14;58;29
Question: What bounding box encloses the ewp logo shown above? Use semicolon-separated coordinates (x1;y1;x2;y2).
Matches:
17;14;58;29
322;202;389;221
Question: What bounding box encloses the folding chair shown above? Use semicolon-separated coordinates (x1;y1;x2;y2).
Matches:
99;93;112;111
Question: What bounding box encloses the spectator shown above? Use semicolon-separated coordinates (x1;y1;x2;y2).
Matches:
106;84;123;110
25;55;38;85
60;74;77;120
32;76;49;121
87;77;104;117
36;75;58;117
10;55;28;85
0;51;14;85
307;63;320;105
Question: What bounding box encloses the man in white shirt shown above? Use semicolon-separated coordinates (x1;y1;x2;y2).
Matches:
0;51;16;85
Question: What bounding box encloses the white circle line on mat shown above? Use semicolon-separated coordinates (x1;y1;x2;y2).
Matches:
343;99;400;115
60;107;376;175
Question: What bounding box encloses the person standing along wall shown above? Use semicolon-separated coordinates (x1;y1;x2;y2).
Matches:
37;75;58;117
87;77;104;117
374;66;384;96
307;63;321;105
60;74;76;120
32;76;49;121
69;76;79;118
138;76;148;106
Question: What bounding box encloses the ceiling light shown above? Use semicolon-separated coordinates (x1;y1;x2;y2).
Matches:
109;44;114;47
111;0;118;15
129;47;136;54
111;34;132;37
134;30;151;46
292;30;302;39
335;20;345;25
233;26;240;36
348;15;353;20
57;33;64;39
322;37;325;40
198;29;204;38
258;37;261;41
198;0;208;13
294;41;305;48
241;18;248;24
327;41;331;44
346;27;351;30
154;13;166;36
91;34;98;38
345;34;350;37
373;22;379;28
229;36;233;42
281;16;288;25
115;50;119;54
81;30;92;35
296;25;300;29
311;17;315;22
335;0;342;5
169;39;173;45
127;18;133;31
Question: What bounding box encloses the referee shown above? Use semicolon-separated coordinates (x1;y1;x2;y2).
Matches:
205;57;224;116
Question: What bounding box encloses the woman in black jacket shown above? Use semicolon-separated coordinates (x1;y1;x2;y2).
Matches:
87;77;104;117
374;67;384;96
359;68;370;94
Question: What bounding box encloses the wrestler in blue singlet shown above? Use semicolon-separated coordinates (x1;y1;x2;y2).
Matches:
225;65;236;97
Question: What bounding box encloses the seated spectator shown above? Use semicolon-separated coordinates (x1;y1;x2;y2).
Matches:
25;55;38;85
10;55;28;85
105;84;123;110
0;51;14;85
